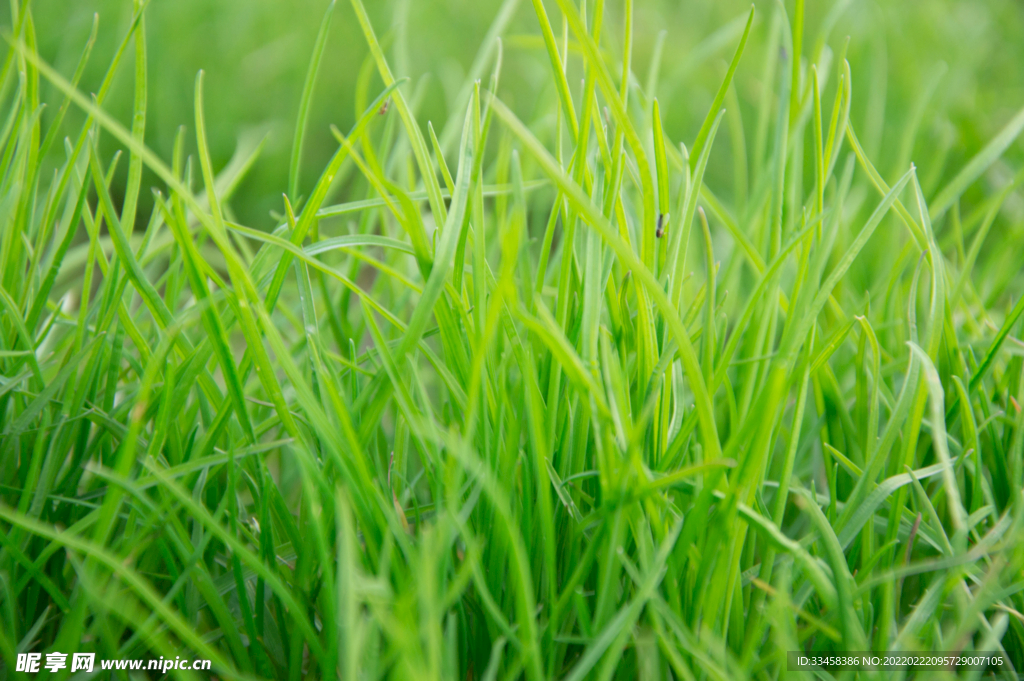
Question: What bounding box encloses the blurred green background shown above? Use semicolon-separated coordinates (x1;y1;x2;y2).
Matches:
27;0;1024;232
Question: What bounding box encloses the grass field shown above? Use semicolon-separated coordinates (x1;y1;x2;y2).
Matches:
2;0;1024;678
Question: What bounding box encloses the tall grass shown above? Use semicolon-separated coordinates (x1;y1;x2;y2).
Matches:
2;0;1024;679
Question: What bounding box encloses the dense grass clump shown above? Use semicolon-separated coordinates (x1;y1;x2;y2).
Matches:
3;0;1024;678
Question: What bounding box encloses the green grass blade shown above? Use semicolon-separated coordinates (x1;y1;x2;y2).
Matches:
288;0;335;201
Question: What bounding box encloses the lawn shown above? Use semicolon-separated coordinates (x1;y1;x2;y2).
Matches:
2;0;1024;678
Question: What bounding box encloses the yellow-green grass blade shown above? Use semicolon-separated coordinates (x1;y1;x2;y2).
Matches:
396;100;474;360
288;0;335;202
349;0;449;230
689;5;754;171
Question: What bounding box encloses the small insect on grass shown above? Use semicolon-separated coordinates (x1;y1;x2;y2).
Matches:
656;212;669;239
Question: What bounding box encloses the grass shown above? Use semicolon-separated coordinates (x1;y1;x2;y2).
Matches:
2;0;1024;679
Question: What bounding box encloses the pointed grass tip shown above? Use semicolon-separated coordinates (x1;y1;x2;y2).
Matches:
656;213;669;239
